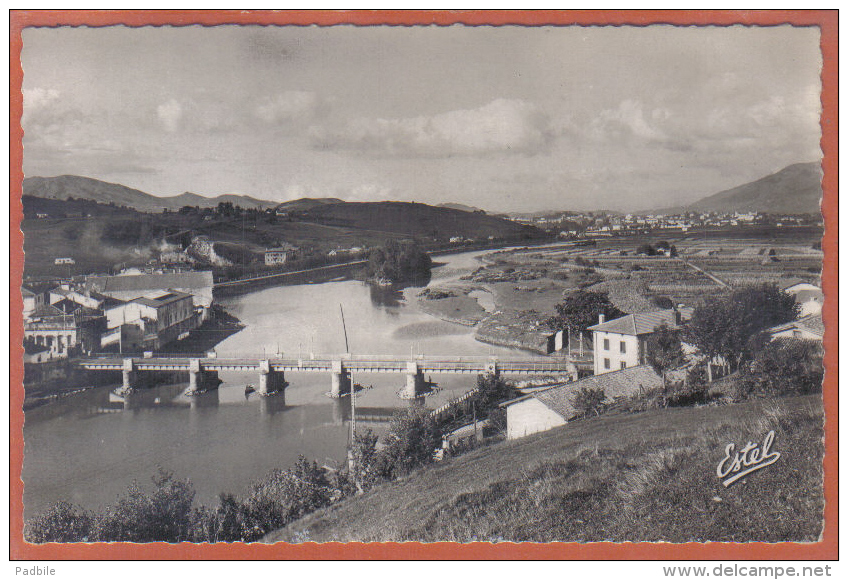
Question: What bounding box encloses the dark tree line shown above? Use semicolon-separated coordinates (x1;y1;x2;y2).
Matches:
365;240;432;285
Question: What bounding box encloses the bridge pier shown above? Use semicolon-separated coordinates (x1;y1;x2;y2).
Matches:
187;359;219;394
121;358;136;393
258;360;287;399
329;360;351;398
403;361;426;399
485;361;500;377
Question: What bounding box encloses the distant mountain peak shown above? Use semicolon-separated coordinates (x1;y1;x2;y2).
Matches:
658;162;822;214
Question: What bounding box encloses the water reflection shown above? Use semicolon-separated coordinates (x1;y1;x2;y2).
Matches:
368;284;404;308
258;392;287;416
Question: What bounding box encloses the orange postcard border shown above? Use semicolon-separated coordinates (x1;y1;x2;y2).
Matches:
8;9;838;561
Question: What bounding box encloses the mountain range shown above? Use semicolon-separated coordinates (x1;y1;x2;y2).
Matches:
22;162;823;217
22;175;278;212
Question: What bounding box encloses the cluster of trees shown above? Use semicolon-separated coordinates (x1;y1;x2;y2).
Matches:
684;283;799;378
636;240;678;257
365;240;433;285
547;290;624;333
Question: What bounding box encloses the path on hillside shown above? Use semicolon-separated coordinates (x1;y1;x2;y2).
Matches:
678;258;729;288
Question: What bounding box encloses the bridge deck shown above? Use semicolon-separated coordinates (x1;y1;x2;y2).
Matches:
80;353;590;374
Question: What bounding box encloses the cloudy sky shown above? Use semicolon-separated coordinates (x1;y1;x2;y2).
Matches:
21;25;821;212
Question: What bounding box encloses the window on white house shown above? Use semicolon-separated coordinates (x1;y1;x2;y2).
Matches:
603;338;609;350
620;361;627;370
620;341;626;354
604;358;610;369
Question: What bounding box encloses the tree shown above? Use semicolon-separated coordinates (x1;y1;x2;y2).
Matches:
651;295;674;309
744;338;824;397
474;373;517;412
685;284;799;376
645;323;684;390
549;290;625;333
93;469;197;542
376;406;441;479
573;387;607;417
365;240;432;285
24;501;93;543
636;243;657;256
349;430;380;492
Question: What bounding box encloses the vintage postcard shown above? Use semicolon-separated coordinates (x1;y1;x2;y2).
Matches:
9;10;837;561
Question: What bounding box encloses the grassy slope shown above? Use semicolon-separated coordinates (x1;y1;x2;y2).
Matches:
264;395;823;543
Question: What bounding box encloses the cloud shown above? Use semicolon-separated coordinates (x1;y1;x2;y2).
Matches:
310;98;553;157
590;99;669;144
156;98;183;132
254;91;323;124
588;94;820;164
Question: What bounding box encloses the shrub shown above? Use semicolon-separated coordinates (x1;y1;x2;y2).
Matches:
375;407;441;479
24;501;93;543
651;295;674;309
573;387;607;418
349;430;381;492
92;469;197;542
743;338;824;397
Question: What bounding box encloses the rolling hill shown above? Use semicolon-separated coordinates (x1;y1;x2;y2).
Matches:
275;197;346;212
302;201;538;239
437;202;487;214
22;175;278;212
663;162;822;215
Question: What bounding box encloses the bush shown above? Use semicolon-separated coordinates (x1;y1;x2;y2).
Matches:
24;501;93;543
573;387;607;418
651;295;674;309
349;430;381;492
92;469;197;542
375;407;441;479
742;338;824;398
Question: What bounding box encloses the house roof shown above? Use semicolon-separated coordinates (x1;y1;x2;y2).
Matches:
28;304;69;318
587;308;693;336
502;364;664;421
132;290;193;308
265;244;297;253
779;277;820;291
768;313;824;338
85;271;213;294
21;286;36;297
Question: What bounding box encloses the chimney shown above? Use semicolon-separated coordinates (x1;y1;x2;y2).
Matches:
673;307;681;325
599;313;606;324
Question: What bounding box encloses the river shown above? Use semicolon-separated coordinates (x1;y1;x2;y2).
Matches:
22;248;542;518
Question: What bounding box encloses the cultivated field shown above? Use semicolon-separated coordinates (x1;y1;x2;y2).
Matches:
412;228;823;352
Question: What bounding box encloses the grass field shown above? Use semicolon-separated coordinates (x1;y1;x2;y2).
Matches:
264;394;823;543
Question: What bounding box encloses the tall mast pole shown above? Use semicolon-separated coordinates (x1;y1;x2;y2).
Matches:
339;305;355;441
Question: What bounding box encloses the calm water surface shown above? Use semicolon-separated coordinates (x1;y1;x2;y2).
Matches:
22;249;538;517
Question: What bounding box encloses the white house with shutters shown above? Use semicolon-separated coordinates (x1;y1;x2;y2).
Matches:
587;308;693;375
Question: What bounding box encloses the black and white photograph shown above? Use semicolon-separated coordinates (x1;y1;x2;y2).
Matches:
15;16;830;549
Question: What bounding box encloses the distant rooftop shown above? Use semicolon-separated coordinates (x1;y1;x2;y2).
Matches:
85;271;213;294
132;290;193;308
768;313;824;338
